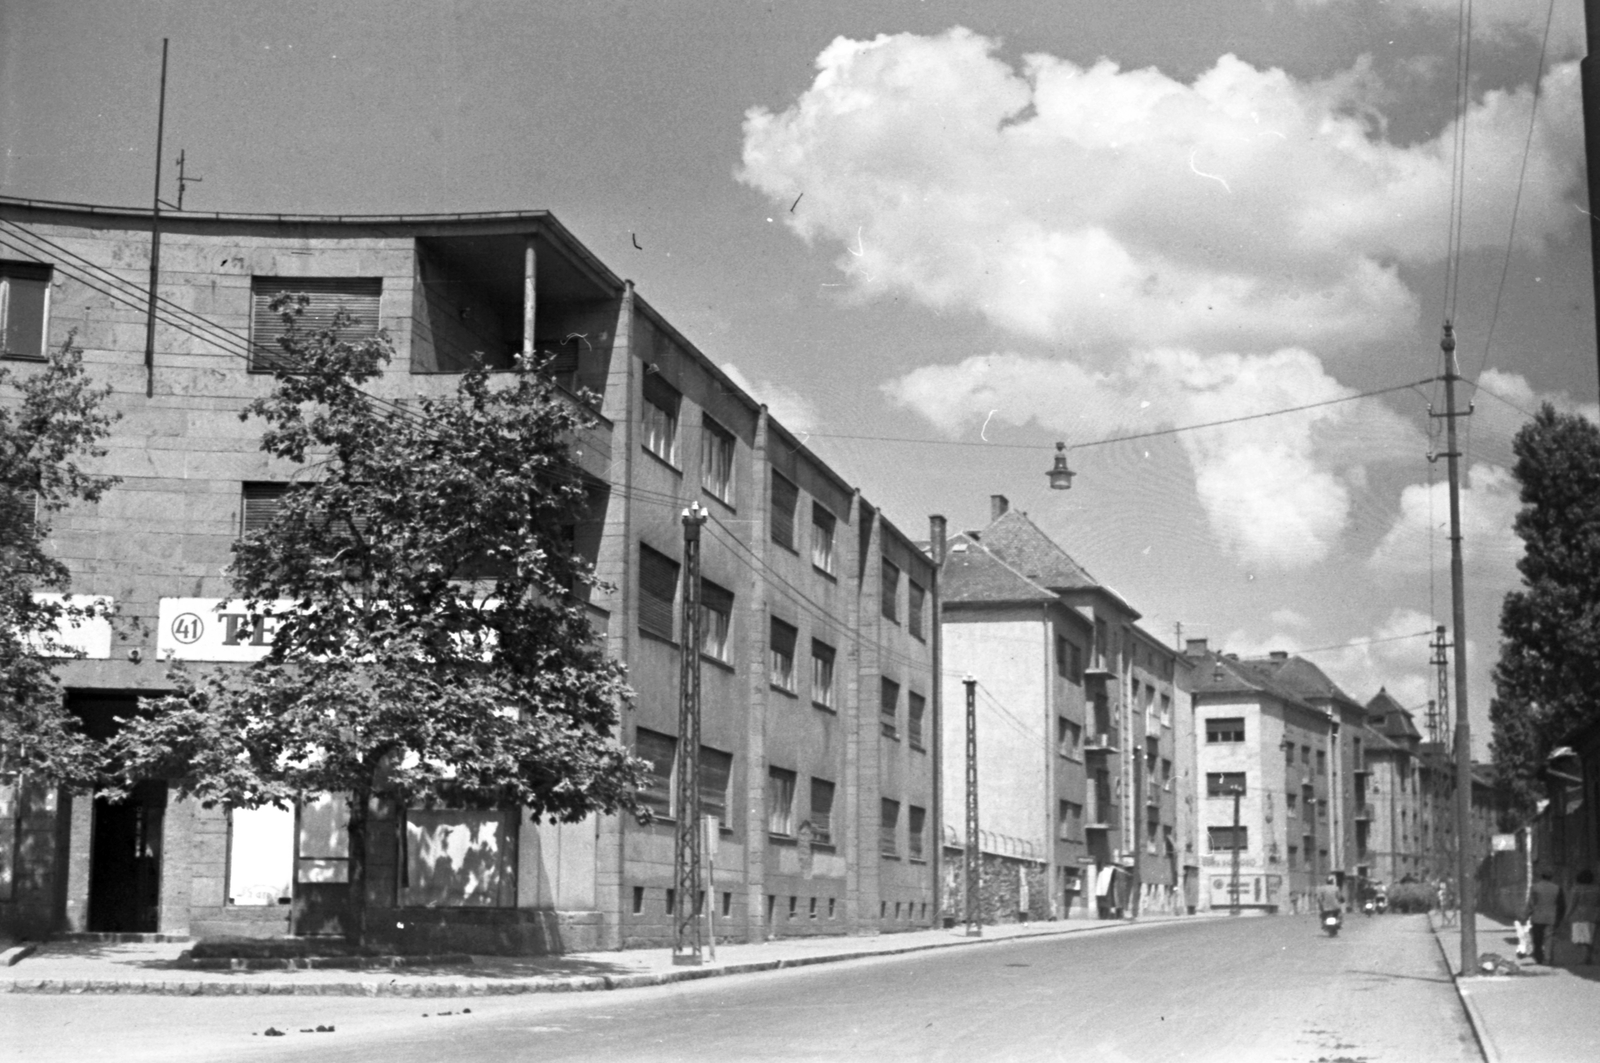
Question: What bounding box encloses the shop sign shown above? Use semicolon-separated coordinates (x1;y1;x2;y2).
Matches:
26;594;113;659
156;598;292;662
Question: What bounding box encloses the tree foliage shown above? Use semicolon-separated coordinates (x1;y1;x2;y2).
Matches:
0;336;118;788
1490;403;1600;817
111;301;645;936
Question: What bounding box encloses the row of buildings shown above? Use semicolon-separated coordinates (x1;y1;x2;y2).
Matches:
0;199;1494;951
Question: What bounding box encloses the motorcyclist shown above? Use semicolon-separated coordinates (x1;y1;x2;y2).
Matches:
1314;874;1344;925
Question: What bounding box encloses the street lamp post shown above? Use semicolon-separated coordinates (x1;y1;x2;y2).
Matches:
963;674;982;937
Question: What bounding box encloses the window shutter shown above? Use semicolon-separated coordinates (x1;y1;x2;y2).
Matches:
0;488;38;547
251;277;382;371
241;483;288;534
698;746;733;823
701;579;734;617
770;471;797;551
638;545;679;640
1;261;52;361
635;729;677;817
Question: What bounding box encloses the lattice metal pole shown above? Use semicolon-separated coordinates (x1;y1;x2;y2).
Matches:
963;675;982;937
672;502;707;965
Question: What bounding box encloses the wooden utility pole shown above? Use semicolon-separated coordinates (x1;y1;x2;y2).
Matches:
1583;0;1600;389
1438;324;1478;970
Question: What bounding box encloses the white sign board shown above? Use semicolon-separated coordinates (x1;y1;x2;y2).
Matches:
27;594;113;659
1491;832;1518;852
156;598;292;662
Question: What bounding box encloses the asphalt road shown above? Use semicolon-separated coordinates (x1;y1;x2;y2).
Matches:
1;913;1480;1063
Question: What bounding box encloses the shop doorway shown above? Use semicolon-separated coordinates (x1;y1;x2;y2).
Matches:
68;692;167;934
88;780;166;932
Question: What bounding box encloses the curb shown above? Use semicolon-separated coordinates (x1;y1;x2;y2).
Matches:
0;913;1186;997
1427;912;1497;1063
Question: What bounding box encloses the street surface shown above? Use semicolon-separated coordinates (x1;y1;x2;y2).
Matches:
1;913;1479;1063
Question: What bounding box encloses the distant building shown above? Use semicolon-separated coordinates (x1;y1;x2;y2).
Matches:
936;497;1193;923
0;198;938;950
1186;643;1348;912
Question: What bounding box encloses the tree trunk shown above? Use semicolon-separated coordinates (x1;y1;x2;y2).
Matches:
346;787;369;946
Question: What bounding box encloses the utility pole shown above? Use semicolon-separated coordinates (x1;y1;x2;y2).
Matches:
672;502;708;965
1437;323;1478;971
1228;784;1244;916
1582;0;1600;390
963;674;981;937
143;38;169;399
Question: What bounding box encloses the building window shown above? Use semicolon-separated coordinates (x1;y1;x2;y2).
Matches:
1059;800;1083;841
881;560;900;622
770;471;798;552
1069;642;1083;682
1286;793;1298;815
1161;758;1173;790
240;482;289;533
0;261;51;361
908;806;926;860
0;489;38;548
1160;694;1171;727
766;767;796;836
771;617;796;694
1058;718;1082;760
634;728;676;818
638;545;679;642
880;678;900;740
699;746;733;825
1285;743;1295;766
908;692;926;749
1318;798;1328;821
1055;635;1069;677
635;374;680;466
1287;845;1299;869
907;581;926;640
811;503;836;574
1207;826;1247;852
1205;717;1245;743
809;778;835;845
1301;744;1311;767
810;640;835;709
1316;750;1327;775
698;579;733;662
700;419;735;504
880;799;900;856
250;276;381;372
1206;772;1246;797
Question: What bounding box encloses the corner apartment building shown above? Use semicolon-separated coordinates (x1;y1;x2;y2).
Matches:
0;198;937;951
1186;643;1356;912
936;498;1193;922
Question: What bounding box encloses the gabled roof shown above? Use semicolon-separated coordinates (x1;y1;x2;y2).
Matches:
1191;652;1317;713
940;534;1061;606
1249;655;1364;714
976;510;1137;616
1365;688;1423;742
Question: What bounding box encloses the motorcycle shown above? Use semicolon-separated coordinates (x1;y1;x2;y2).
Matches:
1322;911;1342;937
1362;899;1375;917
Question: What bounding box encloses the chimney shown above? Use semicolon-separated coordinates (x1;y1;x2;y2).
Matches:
990;494;1009;521
1269;650;1289;661
929;515;948;565
1184;637;1209;658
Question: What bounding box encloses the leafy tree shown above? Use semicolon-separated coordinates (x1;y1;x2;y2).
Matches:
112;301;645;941
0;337;118;789
1490;403;1600;817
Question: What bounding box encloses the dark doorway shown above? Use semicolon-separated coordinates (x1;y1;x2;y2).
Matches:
88;781;166;932
68;692;168;934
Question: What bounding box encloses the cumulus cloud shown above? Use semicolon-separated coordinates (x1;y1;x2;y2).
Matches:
885;346;1423;569
1367;462;1523;578
739;29;1581;355
1299;0;1585;54
720;362;820;434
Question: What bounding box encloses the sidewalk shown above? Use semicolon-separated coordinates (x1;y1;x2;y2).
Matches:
0;911;1209;997
1429;911;1600;1063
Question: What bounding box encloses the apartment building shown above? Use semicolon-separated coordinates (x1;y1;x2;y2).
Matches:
0;198;937;950
1186;642;1348;912
936;497;1193;922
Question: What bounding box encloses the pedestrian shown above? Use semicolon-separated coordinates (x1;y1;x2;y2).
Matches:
1526;868;1565;965
1567;869;1599;967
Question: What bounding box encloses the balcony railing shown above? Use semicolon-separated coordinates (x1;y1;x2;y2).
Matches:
1084;730;1120;754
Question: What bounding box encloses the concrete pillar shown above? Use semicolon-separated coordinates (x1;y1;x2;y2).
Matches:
63;794;92;932
743;407;772;942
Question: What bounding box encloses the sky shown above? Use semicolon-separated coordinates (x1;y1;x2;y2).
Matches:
4;0;1598;756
